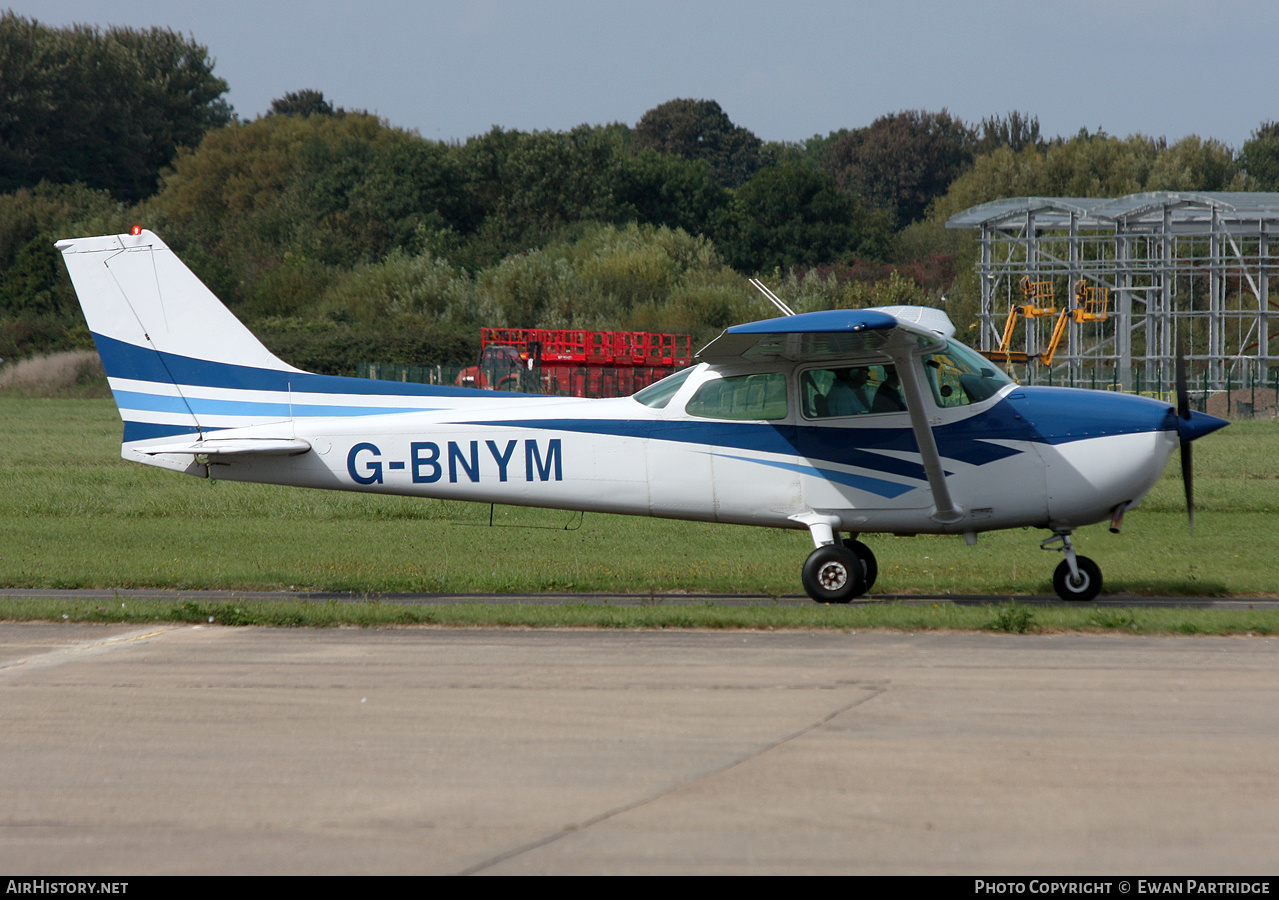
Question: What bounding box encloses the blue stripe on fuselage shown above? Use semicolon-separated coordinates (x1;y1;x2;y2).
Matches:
113;390;430;419
122;420;212;443
91;332;541;401
711;452;917;498
472;418;952;482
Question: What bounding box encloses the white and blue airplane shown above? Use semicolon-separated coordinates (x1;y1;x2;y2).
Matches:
57;229;1227;603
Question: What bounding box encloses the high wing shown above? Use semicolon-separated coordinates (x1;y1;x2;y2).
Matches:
697;306;953;364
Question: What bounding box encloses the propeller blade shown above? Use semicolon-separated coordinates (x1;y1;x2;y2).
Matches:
1175;336;1193;533
1181;436;1194;535
1176;336;1190;421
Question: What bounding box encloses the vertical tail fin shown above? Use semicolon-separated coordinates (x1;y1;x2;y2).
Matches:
57;230;305;444
58;230;532;460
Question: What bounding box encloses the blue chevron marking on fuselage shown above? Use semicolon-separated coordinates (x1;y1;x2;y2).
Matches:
710;452;918;499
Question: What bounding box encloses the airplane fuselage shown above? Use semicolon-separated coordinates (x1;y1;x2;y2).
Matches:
134;363;1179;540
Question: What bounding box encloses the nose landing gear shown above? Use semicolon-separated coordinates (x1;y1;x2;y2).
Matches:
1042;532;1102;602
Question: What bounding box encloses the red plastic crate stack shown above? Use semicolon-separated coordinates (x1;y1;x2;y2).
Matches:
480;328;692;397
481;328;691;366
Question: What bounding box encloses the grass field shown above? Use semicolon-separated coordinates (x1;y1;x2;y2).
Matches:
2;397;1276;603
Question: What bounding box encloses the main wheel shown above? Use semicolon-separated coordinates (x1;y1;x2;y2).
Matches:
842;538;878;593
802;544;866;604
1052;556;1102;602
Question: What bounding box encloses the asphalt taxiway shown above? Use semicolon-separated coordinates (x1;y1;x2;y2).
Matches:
1;623;1276;875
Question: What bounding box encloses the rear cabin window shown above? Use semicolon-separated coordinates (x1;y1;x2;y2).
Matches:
685;372;788;420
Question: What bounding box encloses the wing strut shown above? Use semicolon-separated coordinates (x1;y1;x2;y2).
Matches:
892;352;964;524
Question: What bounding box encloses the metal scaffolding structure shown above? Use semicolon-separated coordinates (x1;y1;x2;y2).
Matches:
947;192;1279;394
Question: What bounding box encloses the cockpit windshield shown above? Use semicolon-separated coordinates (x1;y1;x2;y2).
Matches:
632;366;694;409
922;341;1013;407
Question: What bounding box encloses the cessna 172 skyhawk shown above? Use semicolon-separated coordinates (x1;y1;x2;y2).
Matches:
57;229;1227;603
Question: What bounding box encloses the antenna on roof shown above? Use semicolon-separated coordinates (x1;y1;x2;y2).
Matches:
749;278;797;317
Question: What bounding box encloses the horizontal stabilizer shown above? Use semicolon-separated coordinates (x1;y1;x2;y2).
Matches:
136;438;313;457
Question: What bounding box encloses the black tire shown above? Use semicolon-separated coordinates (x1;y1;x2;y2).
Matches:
842;538;878;593
802;544;866;604
1052;556;1102;602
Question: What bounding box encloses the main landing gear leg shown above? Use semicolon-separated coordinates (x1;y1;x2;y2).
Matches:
1041;531;1102;602
800;522;867;604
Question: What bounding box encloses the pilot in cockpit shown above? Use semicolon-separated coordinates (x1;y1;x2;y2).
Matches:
826;367;871;416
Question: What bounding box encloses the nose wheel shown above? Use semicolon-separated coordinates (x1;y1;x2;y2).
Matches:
1052;557;1102;602
1042;532;1103;602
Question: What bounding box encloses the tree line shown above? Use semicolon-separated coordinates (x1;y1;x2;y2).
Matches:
3;13;1277;372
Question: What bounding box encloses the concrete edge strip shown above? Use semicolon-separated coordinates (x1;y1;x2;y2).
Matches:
0;626;185;678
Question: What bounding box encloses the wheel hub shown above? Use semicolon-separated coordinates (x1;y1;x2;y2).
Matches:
818;562;848;591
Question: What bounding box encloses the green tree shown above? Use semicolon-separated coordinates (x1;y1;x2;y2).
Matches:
1241;122;1279;190
0;183;128;356
973;111;1046;156
0;13;232;202
315;222;752;343
269;89;339;118
457;125;633;264
0;235;63;317
633;99;764;188
1040;130;1160;196
717;166;889;273
1146;135;1241;191
825;110;975;227
146;112;469;309
616;149;730;238
930;130;1245;224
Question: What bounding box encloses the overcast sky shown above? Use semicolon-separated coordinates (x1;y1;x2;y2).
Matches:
13;1;1276;149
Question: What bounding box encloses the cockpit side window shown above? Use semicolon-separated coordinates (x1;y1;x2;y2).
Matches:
685;372;788;420
922;341;1013;408
800;365;906;419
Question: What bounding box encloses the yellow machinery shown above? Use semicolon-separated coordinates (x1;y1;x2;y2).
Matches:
982;276;1058;363
984;278;1109;367
1040;280;1110;366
